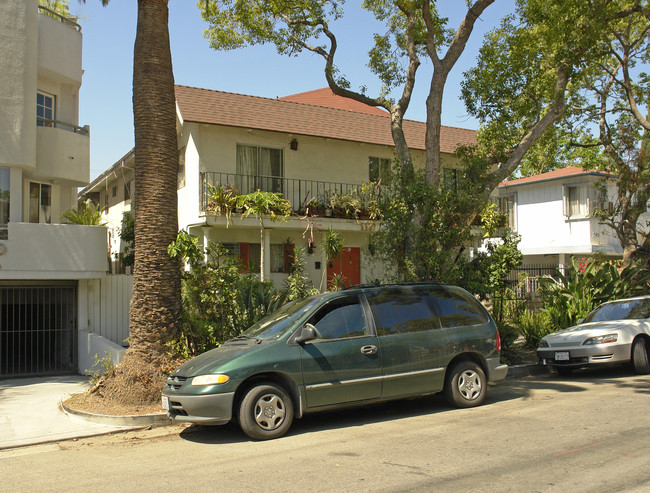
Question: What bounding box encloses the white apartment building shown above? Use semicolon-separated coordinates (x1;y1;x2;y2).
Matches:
0;1;122;378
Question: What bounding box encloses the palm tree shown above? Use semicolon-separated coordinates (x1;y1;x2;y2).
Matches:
82;0;181;406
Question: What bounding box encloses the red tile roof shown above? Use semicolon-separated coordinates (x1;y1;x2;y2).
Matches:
279;88;389;116
174;85;476;154
499;166;614;187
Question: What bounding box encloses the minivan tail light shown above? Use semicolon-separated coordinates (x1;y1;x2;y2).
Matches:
496;330;502;352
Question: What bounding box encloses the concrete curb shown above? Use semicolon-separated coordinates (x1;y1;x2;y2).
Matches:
506;363;549;379
60;398;172;427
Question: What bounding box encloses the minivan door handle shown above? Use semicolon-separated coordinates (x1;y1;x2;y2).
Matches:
360;345;378;355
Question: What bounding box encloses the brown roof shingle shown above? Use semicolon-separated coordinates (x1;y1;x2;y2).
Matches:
279;88;390;116
175;85;476;154
499;166;615;188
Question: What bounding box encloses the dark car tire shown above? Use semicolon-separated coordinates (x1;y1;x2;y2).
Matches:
632;338;650;375
444;361;487;408
238;383;294;440
555;367;573;377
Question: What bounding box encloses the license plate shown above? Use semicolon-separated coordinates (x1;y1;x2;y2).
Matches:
161;395;170;410
555;351;570;361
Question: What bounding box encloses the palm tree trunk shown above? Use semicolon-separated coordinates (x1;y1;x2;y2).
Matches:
129;0;180;356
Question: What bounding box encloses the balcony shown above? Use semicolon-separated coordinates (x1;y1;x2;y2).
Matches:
36;119;90;185
200;172;383;220
0;222;107;279
38;6;83;85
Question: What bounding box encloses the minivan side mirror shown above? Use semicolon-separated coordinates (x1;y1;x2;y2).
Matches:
295;323;320;344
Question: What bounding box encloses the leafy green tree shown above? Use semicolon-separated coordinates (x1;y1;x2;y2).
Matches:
284;247;320;300
200;1;640;280
464;0;650;267
237;190;292;281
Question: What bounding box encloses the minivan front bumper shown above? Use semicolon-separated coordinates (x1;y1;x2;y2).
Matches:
487;357;508;381
163;391;235;425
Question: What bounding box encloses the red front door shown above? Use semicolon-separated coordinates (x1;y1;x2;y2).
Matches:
327;247;361;289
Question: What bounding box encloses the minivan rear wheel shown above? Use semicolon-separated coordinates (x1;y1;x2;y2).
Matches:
239;383;294;440
445;361;486;408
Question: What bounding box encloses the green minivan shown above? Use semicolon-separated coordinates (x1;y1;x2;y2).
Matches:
162;283;508;440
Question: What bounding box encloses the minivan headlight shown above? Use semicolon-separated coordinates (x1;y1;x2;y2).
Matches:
191;374;230;386
583;334;618;345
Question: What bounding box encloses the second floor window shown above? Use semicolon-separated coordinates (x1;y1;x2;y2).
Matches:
563;184;589;218
37;92;55;127
369;157;391;184
443;168;463;191
236;144;283;194
498;195;516;229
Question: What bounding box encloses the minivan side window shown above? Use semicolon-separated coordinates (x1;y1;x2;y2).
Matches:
431;288;488;328
307;297;368;340
367;288;439;336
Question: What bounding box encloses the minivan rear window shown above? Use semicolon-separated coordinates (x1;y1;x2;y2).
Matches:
367;288;439;335
430;287;488;328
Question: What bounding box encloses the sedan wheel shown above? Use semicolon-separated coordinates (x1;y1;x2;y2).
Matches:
239;383;294;440
632;338;650;375
445;361;487;408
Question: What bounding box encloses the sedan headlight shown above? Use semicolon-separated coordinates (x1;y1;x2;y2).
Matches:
538;340;549;348
582;334;618;345
191;374;230;386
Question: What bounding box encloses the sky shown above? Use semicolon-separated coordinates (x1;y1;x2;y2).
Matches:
69;1;517;181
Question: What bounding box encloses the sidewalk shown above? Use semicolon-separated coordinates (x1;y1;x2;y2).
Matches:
0;376;161;450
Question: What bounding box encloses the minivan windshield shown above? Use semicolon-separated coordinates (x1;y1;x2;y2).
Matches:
238;296;321;340
583;297;650;323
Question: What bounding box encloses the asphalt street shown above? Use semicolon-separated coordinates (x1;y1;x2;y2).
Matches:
1;367;648;493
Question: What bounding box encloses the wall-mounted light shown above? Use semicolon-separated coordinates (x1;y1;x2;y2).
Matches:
290;139;298;151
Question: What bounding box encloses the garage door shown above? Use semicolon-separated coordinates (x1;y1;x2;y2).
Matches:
0;282;77;378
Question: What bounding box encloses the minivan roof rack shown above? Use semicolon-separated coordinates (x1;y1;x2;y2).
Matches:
343;281;444;291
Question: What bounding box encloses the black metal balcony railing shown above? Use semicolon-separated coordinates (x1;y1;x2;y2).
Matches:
37;117;89;136
38;5;82;32
200;172;363;214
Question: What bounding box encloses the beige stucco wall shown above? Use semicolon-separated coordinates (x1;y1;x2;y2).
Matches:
0;0;37;169
0;222;108;279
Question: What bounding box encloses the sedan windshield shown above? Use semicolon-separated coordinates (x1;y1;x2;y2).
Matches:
238;296;321;341
583;298;650;323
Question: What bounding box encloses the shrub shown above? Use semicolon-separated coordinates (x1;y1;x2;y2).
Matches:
540;257;650;330
517;310;554;349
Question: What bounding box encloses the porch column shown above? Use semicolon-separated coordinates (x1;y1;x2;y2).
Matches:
201;226;211;265
558;253;567;276
263;228;271;281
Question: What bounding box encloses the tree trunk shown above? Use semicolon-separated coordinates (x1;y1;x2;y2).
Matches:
99;0;181;406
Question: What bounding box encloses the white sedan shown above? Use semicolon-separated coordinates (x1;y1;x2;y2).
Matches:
537;295;650;376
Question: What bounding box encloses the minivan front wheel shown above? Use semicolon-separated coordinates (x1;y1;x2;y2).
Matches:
239;383;294;440
445;361;487;408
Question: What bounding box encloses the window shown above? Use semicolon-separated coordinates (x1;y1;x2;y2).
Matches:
498;195;516;228
29;182;51;224
0;168;9;239
430;287;488;328
124;181;132;203
271;243;294;273
178;145;186;189
307;297;368;340
36;92;55;127
368;288;438;336
236;144;283;194
563;184;589;218
443;168;462;191
369;157;391;184
112;185;117;197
